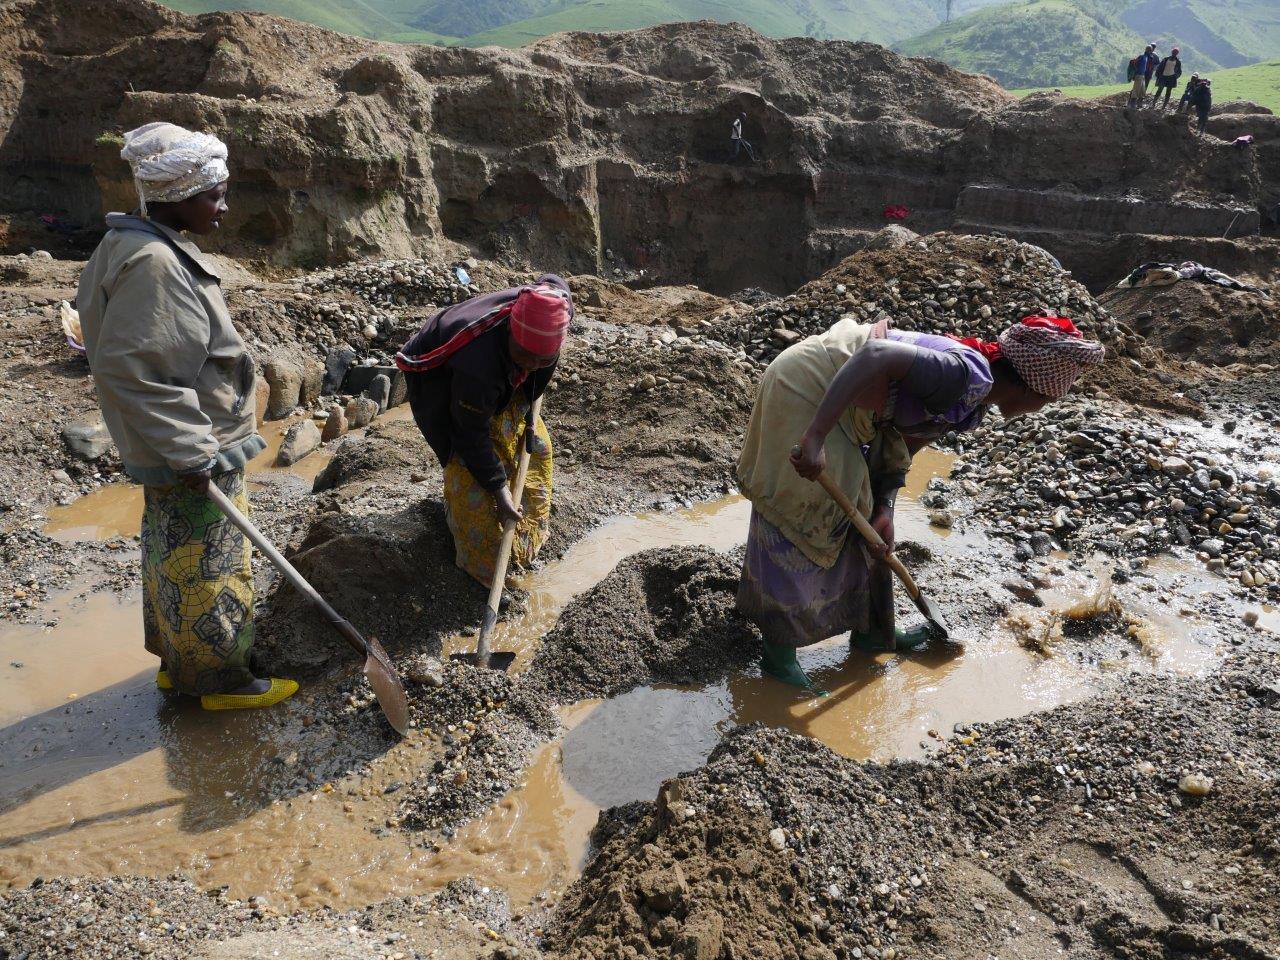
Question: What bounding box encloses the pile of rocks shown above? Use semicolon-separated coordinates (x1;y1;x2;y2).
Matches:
944;397;1280;591
301;258;476;308
703;233;1122;364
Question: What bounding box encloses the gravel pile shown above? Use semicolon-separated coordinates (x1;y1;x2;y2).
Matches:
300;258;476;308
521;546;759;705
942;397;1280;591
0;875;276;959
702;233;1123;364
393;659;557;838
548;647;1280;960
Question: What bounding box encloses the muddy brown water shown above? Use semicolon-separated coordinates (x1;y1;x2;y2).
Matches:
0;447;1220;911
41;416;336;543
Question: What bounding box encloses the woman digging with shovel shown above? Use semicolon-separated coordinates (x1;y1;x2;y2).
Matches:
397;278;571;588
737;316;1105;689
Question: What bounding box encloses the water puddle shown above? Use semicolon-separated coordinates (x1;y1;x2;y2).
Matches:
0;444;1224;912
42;417;337;543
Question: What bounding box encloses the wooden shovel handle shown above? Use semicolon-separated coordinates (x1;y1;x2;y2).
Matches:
812;471;923;602
478;394;544;661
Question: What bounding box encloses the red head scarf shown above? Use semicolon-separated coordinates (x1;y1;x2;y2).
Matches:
510;285;570;356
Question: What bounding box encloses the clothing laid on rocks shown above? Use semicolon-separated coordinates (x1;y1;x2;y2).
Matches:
1118;261;1269;297
142;469;255;695
77;214;265;486
443;394;553;585
736;320;992;649
399;275;568;491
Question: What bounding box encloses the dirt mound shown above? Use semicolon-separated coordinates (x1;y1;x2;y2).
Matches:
550;327;757;513
1100;280;1280;368
547;648;1280;960
522;546;759;705
703;231;1121;364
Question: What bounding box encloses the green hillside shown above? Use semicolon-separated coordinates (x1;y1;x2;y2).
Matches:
158;0;1008;47
899;0;1280;88
159;0;452;41
1011;58;1280;112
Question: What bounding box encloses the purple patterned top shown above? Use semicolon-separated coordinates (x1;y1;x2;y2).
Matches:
882;329;993;441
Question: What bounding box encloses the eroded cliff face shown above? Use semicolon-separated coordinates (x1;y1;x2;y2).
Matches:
1;0;1276;291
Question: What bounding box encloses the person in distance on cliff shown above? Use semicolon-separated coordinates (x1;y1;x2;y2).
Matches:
1176;73;1202;113
729;113;758;163
1150;47;1182;110
1191;77;1213;135
396;278;571;585
77;122;297;711
736;316;1105;689
1128;44;1159;108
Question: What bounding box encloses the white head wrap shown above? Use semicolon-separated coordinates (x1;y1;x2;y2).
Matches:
120;122;229;217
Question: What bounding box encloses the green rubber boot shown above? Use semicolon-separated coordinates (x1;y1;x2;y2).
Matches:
850;624;935;653
760;641;813;689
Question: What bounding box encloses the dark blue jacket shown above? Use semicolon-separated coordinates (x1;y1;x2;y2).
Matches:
1136;51;1159;79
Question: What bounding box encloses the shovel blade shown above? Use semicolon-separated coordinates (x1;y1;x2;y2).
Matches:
449;650;517;672
912;590;955;644
363;636;411;736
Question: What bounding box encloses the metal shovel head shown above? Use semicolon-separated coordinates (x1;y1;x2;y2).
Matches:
911;590;955;645
449;607;517;672
450;649;518;672
363;635;411;736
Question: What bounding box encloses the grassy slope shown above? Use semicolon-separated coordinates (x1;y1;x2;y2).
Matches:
461;0;951;47
896;0;1144;87
158;0;454;41
1187;0;1280;62
1010;58;1280;112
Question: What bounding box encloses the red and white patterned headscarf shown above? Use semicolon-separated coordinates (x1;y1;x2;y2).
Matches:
949;316;1105;399
997;316;1105;398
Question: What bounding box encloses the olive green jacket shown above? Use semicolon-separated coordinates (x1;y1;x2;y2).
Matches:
737;318;912;568
77;215;265;485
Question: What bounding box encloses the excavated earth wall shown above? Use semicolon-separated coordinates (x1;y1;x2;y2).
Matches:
2;0;1278;293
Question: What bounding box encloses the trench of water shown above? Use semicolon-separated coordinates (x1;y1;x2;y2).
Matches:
0;448;1222;911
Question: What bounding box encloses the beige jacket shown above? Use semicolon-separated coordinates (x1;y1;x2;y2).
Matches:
77;215;265;485
737;319;912;568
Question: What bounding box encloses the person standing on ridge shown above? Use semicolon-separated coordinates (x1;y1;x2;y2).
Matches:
736;316;1105;689
1128;44;1159;108
730;112;757;163
396;277;572;586
76;122;297;712
1151;47;1183;109
1177;73;1202;113
1191;76;1213;135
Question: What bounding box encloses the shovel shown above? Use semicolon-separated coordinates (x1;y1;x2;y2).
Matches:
204;482;410;736
799;455;952;645
453;394;544;672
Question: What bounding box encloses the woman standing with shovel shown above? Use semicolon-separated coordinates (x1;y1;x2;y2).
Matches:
77;122;297;710
736;316;1104;689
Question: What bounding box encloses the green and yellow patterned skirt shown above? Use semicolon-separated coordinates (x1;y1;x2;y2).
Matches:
443;397;553;586
141;470;256;695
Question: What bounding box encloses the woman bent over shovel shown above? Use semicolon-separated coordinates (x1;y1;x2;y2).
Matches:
736;316;1105;689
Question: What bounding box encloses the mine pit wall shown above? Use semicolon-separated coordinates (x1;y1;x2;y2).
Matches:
3;1;1279;297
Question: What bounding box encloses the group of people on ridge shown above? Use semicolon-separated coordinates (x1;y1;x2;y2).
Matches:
1128;44;1214;133
76;122;1106;712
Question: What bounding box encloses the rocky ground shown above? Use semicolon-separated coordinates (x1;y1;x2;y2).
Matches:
3;229;1280;960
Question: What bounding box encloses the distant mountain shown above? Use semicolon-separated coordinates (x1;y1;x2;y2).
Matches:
157;0;1009;46
898;0;1277;88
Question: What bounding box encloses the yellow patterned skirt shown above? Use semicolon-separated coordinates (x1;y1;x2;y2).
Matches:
444;397;553;585
141;470;256;694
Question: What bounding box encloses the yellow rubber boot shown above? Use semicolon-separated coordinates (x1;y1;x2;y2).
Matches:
156;669;174;691
201;678;299;711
